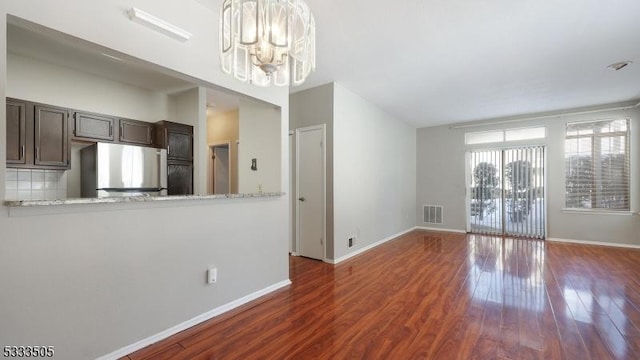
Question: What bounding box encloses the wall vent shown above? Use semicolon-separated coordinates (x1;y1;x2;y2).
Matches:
423;205;443;224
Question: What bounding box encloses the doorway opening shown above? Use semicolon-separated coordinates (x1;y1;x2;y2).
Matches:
466;146;546;239
210;143;231;194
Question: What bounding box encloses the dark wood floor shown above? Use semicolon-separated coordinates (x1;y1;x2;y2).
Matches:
126;230;640;359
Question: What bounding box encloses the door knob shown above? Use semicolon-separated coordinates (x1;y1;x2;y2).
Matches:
298;197;306;202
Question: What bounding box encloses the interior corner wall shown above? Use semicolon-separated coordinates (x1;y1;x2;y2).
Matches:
238;99;281;193
332;83;417;261
207;109;239;194
416;106;640;246
289;83;334;257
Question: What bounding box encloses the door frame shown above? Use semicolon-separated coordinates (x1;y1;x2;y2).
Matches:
209;142;231;195
295;124;327;262
465;145;548;238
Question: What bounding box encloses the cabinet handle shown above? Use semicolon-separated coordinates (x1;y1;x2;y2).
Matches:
167;145;170;155
109;124;113;136
20;145;25;159
35;147;39;160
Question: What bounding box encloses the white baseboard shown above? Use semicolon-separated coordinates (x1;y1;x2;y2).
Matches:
415;226;467;234
546;237;640;249
327;227;416;264
96;279;292;360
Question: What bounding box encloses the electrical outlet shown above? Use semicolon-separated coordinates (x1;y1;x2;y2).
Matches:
207;267;218;284
348;236;356;248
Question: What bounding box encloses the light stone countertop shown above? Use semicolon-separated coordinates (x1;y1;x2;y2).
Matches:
3;192;285;207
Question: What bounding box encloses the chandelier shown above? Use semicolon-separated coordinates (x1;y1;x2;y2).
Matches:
219;0;316;86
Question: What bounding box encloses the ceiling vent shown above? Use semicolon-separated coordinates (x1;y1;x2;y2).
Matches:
607;61;632;71
423;205;443;224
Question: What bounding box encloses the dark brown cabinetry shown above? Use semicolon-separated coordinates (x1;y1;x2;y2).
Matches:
6;98;70;170
119;118;154;146
6;99;27;165
167;162;193;195
34;105;70;168
154;121;193;162
155;121;194;195
73;111;115;141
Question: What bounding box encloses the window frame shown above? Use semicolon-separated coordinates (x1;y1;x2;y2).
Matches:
563;118;631;212
465;126;547;146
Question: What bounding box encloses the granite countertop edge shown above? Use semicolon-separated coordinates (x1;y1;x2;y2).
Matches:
3;192;285;207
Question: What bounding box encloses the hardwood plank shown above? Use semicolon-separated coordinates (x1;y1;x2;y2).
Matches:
126;231;640;360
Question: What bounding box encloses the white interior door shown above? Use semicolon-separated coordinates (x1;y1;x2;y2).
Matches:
296;125;325;261
213;145;230;194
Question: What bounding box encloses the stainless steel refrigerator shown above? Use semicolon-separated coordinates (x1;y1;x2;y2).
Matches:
81;143;168;198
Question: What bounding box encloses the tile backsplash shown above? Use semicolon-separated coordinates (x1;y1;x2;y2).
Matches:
5;169;67;201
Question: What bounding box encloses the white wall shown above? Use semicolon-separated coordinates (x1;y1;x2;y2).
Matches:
7;53;174;120
0;1;291;359
332;83;417;260
238;99;282;193
416;105;640;246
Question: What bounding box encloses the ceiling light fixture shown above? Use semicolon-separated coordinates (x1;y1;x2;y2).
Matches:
219;0;316;86
607;61;632;71
128;8;192;42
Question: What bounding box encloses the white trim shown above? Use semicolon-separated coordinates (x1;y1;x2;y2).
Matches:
295;124;327;262
327;227;416;264
415;226;467;234
547;237;640;250
96;280;291;360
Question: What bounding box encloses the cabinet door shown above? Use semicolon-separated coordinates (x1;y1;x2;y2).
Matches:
74;111;114;141
167;129;193;162
119;119;153;145
34;105;69;168
167;162;193;195
6;100;27;165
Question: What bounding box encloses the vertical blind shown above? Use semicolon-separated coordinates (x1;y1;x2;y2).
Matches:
565;119;630;211
469;146;545;239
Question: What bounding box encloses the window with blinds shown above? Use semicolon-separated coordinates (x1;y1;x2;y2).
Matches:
565;118;630;211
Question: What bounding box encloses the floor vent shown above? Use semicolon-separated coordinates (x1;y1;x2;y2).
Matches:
423;205;443;224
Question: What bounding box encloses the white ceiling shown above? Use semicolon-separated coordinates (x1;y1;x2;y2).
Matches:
200;0;640;127
11;1;640;127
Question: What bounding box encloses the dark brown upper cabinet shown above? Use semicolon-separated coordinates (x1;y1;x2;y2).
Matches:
6;98;70;170
34;105;70;168
73;111;115;141
6;99;27;165
119;118;153;146
154;121;193;162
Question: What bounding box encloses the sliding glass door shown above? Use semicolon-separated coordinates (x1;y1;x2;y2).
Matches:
467;146;545;239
